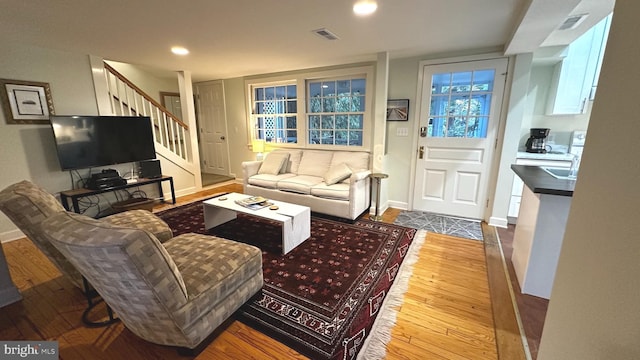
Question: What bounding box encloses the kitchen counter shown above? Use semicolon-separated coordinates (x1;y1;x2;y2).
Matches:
510;164;574;299
510;165;576;197
516;151;574;161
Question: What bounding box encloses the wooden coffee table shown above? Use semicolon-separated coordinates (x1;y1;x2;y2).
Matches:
202;193;311;254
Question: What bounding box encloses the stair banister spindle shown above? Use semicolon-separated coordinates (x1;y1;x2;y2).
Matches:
174;123;183;159
179;127;187;159
124;85;132;116
133;91;141;117
105;71;113;114
160;108;170;148
116;78;124;115
168;113;177;153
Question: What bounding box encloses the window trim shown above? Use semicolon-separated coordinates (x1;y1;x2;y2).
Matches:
244;65;374;151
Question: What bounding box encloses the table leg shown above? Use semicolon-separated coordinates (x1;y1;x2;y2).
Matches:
203;204;237;229
169;177;176;204
371;178;383;221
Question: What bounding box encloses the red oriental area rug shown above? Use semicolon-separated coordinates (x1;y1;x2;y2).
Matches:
157;200;420;360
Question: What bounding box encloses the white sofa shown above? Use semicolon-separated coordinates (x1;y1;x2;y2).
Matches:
242;149;371;220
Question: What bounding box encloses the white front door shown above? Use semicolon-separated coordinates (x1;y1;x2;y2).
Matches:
196;81;229;175
413;58;508;219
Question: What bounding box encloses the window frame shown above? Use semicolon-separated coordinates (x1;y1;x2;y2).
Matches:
244;65;374;151
248;79;299;145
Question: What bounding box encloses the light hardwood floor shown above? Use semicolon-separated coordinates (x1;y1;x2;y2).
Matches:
0;183;501;359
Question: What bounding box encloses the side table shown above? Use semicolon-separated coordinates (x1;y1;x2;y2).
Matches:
369;173;388;221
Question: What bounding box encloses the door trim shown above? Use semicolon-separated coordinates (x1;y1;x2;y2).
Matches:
408;53;510;221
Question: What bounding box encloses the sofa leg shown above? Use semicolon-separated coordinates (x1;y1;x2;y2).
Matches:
176;315;236;356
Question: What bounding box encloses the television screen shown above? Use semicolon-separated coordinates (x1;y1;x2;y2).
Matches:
50;115;156;171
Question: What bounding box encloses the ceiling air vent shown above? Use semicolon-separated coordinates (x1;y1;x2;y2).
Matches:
312;28;339;40
558;14;589;30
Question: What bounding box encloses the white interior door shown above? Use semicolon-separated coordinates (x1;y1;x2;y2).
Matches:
196;81;229;175
413;58;508;219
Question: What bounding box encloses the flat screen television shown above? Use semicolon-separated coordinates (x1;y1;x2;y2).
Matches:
50;115;156;171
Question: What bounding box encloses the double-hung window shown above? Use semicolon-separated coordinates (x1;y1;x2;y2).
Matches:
251;83;298;144
247;66;372;149
307;78;365;146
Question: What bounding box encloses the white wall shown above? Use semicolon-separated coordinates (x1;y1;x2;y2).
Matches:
520;64;592;149
0;43;98;236
106;61;179;104
386;56;420;209
0;43;196;239
538;1;640;358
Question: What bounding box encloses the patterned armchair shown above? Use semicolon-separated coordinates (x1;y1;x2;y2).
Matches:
0;180;173;289
39;211;263;352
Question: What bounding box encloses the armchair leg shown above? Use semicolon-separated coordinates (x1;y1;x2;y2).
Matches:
81;277;120;328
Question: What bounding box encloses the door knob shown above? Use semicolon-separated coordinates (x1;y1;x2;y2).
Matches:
220;136;226;140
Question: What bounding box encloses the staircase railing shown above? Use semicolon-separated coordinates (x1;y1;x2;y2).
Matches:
103;63;190;162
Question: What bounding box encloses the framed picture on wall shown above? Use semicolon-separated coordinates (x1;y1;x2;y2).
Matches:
386;99;409;121
0;79;55;124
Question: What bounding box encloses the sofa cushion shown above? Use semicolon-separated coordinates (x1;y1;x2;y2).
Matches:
324;162;353;185
248;173;296;189
297;150;334;177
272;149;303;174
311;183;350;200
331;151;370;172
104;209;174;243
258;152;289;175
277;175;324;194
163;233;262;329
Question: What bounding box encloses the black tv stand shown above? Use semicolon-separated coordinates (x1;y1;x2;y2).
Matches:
60;175;176;214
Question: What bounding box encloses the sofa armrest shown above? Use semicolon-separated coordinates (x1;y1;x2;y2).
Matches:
348;170;371;216
350;170;371;182
242;161;262;185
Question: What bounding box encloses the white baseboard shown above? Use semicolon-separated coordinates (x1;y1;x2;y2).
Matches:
387;200;408;210
369;200;390;216
489;216;508;228
167;186;196;200
0;229;24;244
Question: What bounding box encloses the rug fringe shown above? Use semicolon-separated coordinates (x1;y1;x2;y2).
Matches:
357;229;428;360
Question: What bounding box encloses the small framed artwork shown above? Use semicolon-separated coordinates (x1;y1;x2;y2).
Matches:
386;99;409;121
0;79;55;124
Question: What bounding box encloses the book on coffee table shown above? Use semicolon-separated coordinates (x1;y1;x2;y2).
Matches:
235;196;271;210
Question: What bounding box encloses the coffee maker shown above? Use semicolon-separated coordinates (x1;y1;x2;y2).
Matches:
525;128;550;153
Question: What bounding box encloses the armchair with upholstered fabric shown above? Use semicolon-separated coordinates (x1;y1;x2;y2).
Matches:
0;180;173;289
38;211;263;353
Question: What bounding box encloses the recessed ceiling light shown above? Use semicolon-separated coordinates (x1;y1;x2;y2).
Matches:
353;0;377;16
171;46;189;55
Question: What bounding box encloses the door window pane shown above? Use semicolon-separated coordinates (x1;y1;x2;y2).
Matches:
472;70;494;91
432;73;451;94
447;117;467;137
427;69;495;138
